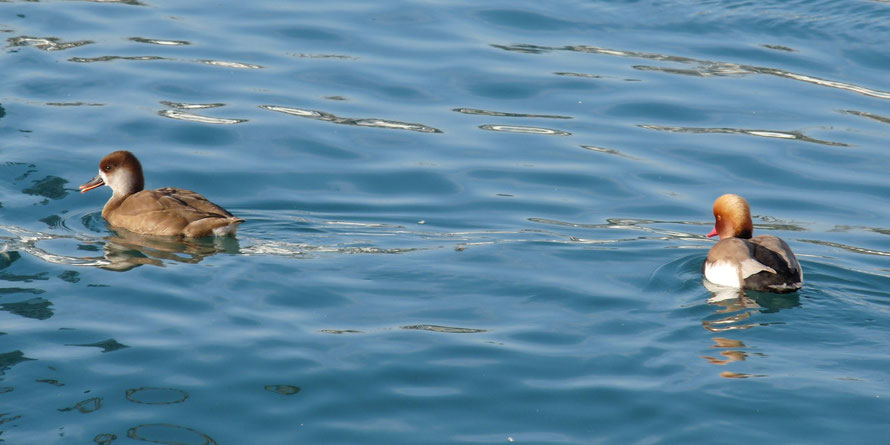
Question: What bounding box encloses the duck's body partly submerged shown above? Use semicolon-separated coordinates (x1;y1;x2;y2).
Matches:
703;194;801;293
80;150;243;238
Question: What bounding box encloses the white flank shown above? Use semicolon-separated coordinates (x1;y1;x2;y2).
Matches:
212;221;241;237
704;261;741;288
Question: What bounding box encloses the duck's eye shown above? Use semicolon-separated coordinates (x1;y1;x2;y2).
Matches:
104;165;112;171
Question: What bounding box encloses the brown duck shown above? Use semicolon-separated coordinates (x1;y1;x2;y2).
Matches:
79;150;243;237
703;194;802;293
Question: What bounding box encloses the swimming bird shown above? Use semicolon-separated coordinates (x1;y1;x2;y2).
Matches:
703;194;802;293
79;150;243;238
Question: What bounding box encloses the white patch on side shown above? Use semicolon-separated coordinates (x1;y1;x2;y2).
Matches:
212;221;241;237
704;260;741;288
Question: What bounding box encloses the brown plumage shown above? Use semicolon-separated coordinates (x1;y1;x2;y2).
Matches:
79;150;243;238
703;194;802;293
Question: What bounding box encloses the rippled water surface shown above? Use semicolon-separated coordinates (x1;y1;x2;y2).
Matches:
2;0;890;443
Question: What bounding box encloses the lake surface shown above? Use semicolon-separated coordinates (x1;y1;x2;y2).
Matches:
1;0;889;443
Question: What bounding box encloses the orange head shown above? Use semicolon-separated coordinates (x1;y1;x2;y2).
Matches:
707;194;753;240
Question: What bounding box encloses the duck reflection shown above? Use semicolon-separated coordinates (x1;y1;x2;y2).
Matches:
96;227;240;271
701;284;800;378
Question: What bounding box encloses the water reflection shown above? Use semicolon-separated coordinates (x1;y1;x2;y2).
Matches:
158;110;247;125
158;102;247;124
401;324;487;333
701;287;800;378
800;239;890;257
260;105;443;133
579;144;639;160
97;228;241;271
45;102;104;107
129;37;190;46
7;36;93;51
639;125;849;147
70;55;167;63
126;387;189;404
0;222;238;271
264;384;300;395
0;298;53;320
22;175;69;202
290;53;356;60
93;434;117;445
478;124;570;136
127;423;217;445
453;108;572;119
68;338;129;353
197;59;263;69
701;337;748;365
0;350;33;377
529;216;711;243
492;43;890;100
67;55;261;70
553;72;640;82
82;0;146;5
58;397;102;413
841;109;890;125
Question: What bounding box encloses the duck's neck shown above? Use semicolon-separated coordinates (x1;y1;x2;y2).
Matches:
101;171;144;218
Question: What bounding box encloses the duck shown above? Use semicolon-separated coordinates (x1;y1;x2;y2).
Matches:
703;194;802;293
79;150;243;238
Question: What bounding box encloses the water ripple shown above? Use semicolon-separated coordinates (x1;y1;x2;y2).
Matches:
579;145;640;160
800;239;890;257
493;43;890;101
8;36;93;51
453;108;572;119
159;101;225;110
478;124;570;136
129;37;190;46
127;424;217;445
58;397;102;413
67;338;129;353
45;102;104;107
126;387;189;405
260;105;443;133
401;325;488;334
639;124;849;147
67;55;262;70
69;55;167;63
158;110;247;125
197;59;263;69
840;109;890;125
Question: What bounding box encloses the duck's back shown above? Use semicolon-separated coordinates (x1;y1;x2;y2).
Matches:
107;188;242;237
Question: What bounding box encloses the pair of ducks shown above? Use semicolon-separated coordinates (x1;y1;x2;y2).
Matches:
80;151;803;293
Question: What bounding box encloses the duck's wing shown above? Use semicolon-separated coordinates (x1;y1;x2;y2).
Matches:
751;235;801;277
745;235;803;292
109;189;242;237
154;188;238;219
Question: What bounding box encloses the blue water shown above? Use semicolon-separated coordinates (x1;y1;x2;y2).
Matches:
2;0;890;443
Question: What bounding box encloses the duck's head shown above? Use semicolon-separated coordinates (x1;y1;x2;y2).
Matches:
79;150;145;197
707;193;753;240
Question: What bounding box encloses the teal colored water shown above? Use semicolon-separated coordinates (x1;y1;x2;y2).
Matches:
2;0;889;443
